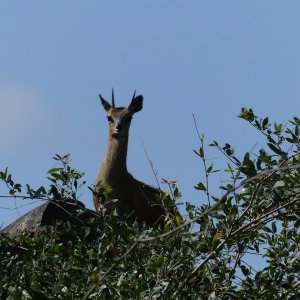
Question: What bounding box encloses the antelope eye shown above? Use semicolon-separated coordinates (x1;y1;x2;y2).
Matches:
107;116;114;123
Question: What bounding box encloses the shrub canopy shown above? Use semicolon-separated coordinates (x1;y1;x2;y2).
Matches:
0;108;299;299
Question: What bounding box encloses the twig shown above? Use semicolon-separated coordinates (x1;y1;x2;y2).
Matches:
141;138;161;190
0;195;102;229
192;113;211;206
0;199;45;210
176;197;299;294
231;156;288;229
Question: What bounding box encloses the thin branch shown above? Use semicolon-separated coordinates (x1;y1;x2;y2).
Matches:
232;155;289;228
229;244;243;281
141;138;161;189
214;144;240;167
177;202;298;294
0;195;49;200
192;113;211;206
176;200;299;294
0;195;102;229
232;198;300;237
0;200;45;210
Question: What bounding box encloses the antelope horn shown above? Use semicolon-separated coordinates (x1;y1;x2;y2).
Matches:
131;90;136;102
112;88;115;108
99;94;106;103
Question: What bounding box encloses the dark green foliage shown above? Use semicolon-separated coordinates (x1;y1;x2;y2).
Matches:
0;109;299;299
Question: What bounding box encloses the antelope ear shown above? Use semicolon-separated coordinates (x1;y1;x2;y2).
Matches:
128;95;143;113
99;94;111;112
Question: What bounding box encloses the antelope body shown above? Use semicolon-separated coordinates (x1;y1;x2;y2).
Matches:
93;91;165;226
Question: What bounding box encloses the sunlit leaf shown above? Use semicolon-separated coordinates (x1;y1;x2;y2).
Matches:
213;232;223;241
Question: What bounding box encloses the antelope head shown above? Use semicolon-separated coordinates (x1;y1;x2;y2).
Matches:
99;89;143;138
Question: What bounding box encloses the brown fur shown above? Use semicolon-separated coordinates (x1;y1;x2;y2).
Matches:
93;92;165;226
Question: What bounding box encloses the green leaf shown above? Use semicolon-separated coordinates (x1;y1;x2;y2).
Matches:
240;152;257;176
239;108;255;122
186;203;195;211
213;232;223;241
240;265;250;276
262;117;269;129
209;141;218;147
47;168;62;174
272;222;277;233
199;147;204;158
51;173;63;180
35;186;47;195
207;164;213;174
273;180;285;188
225;163;234;172
274;123;284;134
194;182;206;191
286;137;294;143
267;143;284;155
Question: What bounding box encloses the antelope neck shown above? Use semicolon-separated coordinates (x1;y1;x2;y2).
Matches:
102;133;129;174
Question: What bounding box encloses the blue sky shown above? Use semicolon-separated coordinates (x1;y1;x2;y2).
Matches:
1;1;300;228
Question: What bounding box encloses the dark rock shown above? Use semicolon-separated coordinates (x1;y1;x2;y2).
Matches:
1;200;99;237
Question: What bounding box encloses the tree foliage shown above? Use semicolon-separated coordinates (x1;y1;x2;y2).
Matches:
0;108;299;299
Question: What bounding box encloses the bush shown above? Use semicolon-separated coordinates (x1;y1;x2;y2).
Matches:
0;108;299;299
